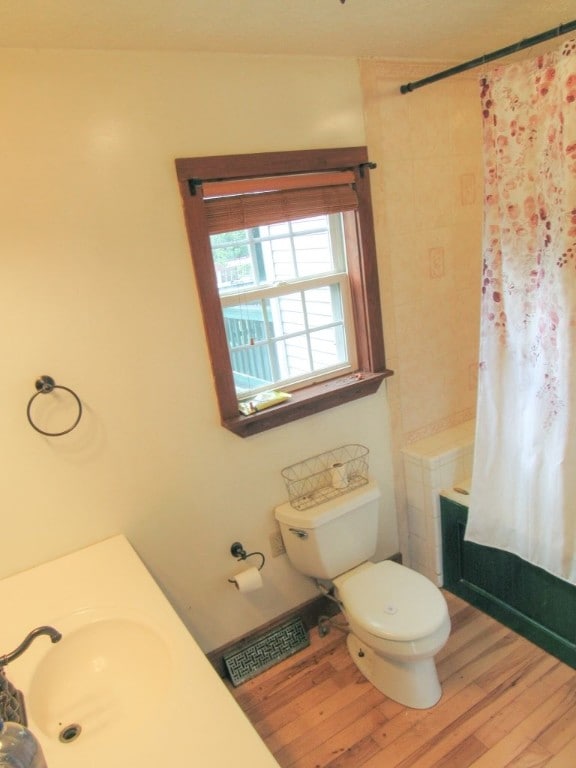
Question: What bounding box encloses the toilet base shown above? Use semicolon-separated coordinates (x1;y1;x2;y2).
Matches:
346;633;442;709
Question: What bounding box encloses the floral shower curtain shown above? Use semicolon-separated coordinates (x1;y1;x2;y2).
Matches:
466;39;576;584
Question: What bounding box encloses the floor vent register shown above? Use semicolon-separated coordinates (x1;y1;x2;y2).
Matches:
223;616;310;686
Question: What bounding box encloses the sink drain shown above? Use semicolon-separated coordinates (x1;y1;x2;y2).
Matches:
59;724;82;743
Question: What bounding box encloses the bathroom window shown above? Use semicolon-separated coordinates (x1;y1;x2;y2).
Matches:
175;147;391;437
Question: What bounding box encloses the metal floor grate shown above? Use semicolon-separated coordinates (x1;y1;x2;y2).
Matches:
223;616;310;686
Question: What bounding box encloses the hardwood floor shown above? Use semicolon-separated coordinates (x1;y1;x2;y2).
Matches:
229;592;576;767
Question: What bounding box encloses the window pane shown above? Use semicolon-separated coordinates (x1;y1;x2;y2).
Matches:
223;282;349;397
260;236;295;282
273;335;312;378
260;215;337;280
223;301;269;347
211;213;343;296
222;302;274;394
310;326;347;369
211;231;256;291
272;293;306;334
304;285;343;329
231;347;274;394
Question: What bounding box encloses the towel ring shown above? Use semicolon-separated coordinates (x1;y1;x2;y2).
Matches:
26;376;82;437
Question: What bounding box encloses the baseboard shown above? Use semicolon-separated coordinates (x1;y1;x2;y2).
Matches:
206;551;402;678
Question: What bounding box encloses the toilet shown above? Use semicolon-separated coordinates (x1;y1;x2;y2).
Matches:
274;480;450;709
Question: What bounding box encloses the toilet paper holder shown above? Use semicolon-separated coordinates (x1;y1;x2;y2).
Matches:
227;542;266;584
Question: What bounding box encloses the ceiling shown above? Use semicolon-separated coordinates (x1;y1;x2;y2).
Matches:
1;0;576;62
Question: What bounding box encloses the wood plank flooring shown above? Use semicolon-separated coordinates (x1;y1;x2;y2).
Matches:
229;592;576;768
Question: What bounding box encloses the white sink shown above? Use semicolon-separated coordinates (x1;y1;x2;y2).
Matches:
28;614;172;741
1;535;280;767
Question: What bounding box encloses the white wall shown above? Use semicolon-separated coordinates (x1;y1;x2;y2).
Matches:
0;49;397;652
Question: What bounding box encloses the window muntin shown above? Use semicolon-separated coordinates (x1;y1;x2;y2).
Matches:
212;213;356;398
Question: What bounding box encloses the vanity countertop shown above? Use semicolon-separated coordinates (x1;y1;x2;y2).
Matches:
0;534;280;768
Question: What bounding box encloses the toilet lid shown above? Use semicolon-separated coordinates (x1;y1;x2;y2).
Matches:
336;561;448;642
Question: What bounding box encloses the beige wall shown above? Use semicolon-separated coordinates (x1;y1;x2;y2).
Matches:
1;50;483;652
0;49;398;652
360;60;483;557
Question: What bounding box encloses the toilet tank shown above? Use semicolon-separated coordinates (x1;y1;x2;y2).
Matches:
274;481;380;579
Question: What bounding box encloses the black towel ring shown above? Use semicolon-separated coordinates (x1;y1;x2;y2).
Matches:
26;376;83;437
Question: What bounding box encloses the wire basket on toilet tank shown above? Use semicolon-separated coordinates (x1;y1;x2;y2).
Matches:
281;444;369;511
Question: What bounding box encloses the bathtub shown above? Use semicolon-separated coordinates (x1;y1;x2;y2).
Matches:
441;483;575;669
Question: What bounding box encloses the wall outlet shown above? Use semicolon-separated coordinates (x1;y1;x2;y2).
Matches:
269;530;286;557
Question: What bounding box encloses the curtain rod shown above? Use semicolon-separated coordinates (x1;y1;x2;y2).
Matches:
400;19;576;94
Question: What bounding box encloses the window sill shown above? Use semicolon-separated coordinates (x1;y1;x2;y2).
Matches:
223;369;393;437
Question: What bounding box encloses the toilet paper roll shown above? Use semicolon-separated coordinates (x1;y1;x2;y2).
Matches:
330;462;349;490
231;566;263;593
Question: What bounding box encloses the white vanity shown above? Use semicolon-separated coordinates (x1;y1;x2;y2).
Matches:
1;535;280;767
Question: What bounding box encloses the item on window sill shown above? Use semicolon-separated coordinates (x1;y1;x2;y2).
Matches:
238;390;291;416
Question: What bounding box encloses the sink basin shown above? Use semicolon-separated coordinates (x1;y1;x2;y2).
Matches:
0;535;280;767
27;615;172;741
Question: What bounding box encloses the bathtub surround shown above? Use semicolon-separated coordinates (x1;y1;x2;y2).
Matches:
442;492;576;668
467;39;576;585
403;415;576;668
401;420;475;584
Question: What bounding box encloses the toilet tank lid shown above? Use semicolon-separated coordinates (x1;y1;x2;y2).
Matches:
274;480;380;529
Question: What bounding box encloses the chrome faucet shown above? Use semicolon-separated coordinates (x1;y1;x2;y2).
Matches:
0;627;61;726
0;626;62;667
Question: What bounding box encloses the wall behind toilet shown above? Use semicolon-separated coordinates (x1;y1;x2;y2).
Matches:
0;49;397;652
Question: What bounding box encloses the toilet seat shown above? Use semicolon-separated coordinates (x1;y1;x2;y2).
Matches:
334;561;448;642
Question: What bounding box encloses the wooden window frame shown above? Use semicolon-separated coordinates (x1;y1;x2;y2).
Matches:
175;146;392;437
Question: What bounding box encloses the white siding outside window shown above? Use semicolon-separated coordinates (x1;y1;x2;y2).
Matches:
211;213;356;397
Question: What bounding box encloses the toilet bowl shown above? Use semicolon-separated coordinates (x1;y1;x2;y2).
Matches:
274;480;451;708
333;560;450;708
